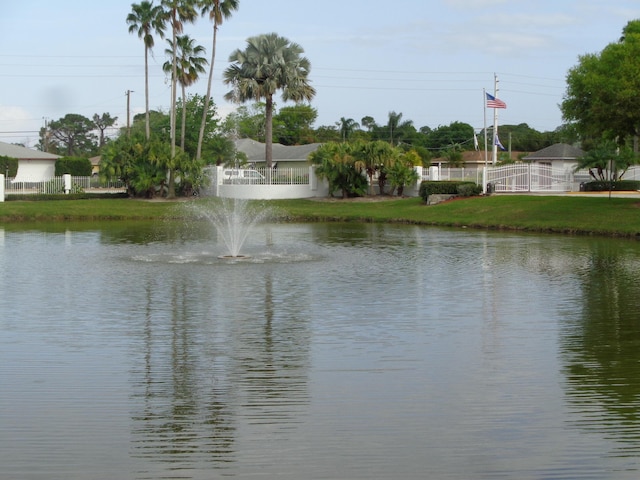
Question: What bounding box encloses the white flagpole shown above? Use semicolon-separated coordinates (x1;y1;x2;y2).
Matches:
483;88;488;194
483;88;488;166
492;73;499;165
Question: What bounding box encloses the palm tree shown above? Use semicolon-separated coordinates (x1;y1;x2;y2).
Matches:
126;1;166;140
337;117;359;142
356;140;396;195
196;0;239;161
160;0;198;162
163;35;207;150
387;111;403;146
223;33;316;171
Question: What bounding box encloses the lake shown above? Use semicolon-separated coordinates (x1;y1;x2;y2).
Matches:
2;220;640;479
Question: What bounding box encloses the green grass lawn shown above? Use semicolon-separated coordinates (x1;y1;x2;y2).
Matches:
1;195;640;237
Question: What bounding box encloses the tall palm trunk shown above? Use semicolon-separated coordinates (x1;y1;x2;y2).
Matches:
196;25;218;161
265;94;274;183
168;27;178;198
144;46;150;139
181;83;187;150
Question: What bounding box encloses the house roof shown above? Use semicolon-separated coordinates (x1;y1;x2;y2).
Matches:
522;143;584;161
0;141;59;160
236;138;321;162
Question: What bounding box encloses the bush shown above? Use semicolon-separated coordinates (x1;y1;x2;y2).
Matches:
456;183;482;197
55;156;92;176
583;180;640;191
419;181;480;201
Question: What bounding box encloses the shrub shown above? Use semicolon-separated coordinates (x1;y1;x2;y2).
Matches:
55;156;92;176
583;180;640;191
457;183;482;197
419;181;480;201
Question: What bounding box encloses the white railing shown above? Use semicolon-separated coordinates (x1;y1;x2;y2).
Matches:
5;176;125;195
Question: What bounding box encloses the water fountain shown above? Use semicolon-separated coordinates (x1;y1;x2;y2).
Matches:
186;197;273;258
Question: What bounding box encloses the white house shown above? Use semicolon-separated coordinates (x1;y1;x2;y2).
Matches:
235;138;322;169
522;143;584;170
0;141;59;182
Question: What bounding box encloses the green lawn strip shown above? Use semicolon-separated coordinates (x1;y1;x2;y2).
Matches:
0;199;176;221
1;196;640;237
273;196;640;236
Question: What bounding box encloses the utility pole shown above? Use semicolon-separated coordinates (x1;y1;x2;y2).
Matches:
125;90;134;136
492;74;499;165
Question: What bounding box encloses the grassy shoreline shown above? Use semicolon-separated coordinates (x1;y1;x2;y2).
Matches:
1;195;640;238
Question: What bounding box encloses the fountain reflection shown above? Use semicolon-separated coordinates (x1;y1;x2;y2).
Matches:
129;263;311;471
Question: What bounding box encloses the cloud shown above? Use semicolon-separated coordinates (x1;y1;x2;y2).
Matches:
0;105;40;146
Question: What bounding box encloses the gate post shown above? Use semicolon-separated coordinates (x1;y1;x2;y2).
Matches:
482;167;487;194
0;173;4;202
63;173;72;194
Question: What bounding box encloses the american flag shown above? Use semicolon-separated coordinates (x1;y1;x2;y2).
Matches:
486;92;507;109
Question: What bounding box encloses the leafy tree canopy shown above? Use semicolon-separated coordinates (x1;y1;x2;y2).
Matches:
44;114;99;157
273;104;317;145
562;19;640;149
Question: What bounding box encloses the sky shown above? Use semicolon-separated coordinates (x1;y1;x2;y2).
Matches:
1;0;640;148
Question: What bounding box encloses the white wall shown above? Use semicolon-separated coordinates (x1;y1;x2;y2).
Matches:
14;159;56;182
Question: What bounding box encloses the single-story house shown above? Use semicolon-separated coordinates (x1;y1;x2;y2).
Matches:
0;141;60;182
522;143;584;170
235;138;322;169
89;155;101;176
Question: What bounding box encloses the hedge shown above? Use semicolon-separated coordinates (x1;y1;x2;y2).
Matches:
419;181;482;201
582;180;640;192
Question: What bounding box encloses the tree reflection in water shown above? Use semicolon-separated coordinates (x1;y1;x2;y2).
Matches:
561;240;640;454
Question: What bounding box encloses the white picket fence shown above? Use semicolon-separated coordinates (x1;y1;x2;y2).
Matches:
423;164;640;193
5;176;125;195
4;164;640;200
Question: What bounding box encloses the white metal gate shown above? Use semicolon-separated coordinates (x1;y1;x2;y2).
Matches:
486;164;576;192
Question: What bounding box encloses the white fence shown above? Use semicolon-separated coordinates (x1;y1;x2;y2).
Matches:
205;165;329;199
4;164;640;201
423;164;640;193
4;175;126;195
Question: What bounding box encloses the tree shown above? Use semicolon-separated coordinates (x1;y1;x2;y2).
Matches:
309;142;367;198
425;121;474;152
161;0;198;173
387;150;420;196
100;133;160;197
174;93;220;160
93;113;118;148
220;103;266;141
47;114;98;156
163;34;207;150
223;32;316;170
575;140;638;181
0;155;18;177
337;117;360;142
361;116;376;132
386;111;411;146
355;140;396;195
127;1;166;140
273;105;317;145
562;20;640;150
196;0;239;161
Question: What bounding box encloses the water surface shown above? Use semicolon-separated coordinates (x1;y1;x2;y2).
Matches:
2;222;640;479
